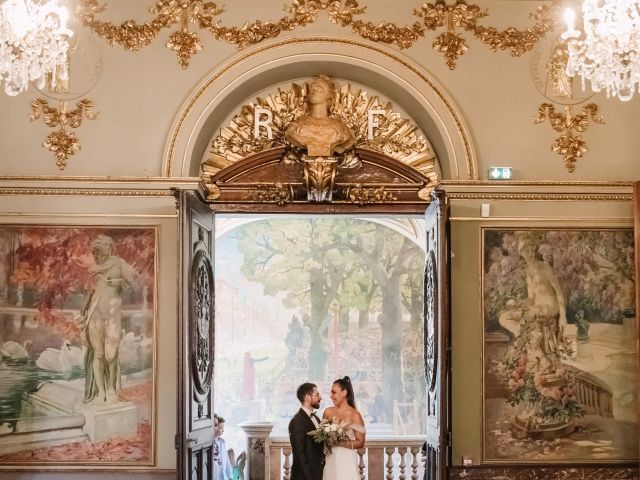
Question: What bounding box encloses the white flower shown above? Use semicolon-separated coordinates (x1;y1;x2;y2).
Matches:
330;424;338;432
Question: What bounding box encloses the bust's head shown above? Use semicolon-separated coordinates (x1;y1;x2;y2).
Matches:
308;75;335;107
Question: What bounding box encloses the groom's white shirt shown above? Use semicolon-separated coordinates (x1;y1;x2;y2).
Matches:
301;406;319;428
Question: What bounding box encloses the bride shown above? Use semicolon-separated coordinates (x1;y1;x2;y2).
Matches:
322;376;366;480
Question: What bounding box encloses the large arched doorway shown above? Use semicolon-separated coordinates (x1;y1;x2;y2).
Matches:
175;64;460;480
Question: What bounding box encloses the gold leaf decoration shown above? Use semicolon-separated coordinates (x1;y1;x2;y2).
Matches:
204;80;437;182
474;5;554;57
533;103;604;173
166;30;202;69
43;130;80;170
79;0;555;69
346;185;396;205
29;99;99;170
433;31;468;70
252;183;294;205
205;0;321;48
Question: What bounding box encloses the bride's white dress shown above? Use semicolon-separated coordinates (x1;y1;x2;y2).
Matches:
322;424;365;480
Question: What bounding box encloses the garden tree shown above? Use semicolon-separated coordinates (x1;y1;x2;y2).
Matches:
484;230;635;329
402;262;424;329
236;218;364;380
235;218;425;415
539;230;635;322
334;258;381;329
348;224;423;417
10;228;155;342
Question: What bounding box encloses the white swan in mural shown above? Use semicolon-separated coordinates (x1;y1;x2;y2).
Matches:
0;340;32;360
35;340;84;372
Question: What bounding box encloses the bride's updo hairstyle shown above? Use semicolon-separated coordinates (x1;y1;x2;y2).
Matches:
333;376;356;408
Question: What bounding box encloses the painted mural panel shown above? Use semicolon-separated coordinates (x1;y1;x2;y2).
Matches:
214;216;427;454
482;229;638;463
0;226;156;467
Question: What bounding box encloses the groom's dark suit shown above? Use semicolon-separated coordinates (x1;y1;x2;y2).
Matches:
289;408;324;480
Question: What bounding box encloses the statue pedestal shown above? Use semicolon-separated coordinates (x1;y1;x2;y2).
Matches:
239;422;274;480
75;401;138;443
511;414;575;440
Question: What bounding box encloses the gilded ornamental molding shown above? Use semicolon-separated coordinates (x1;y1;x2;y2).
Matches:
29;98;99;170
200;75;437;207
446;193;632;201
79;0;555;70
204;77;437;181
533;103;604;173
0;187;175;197
164;37;477;179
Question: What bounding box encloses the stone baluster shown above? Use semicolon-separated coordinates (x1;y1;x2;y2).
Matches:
398;446;407;480
409;445;420;480
385;447;395;480
267;435;426;480
269;444;281;480
357;448;366;480
367;445;385;480
239;422;274;480
283;446;292;480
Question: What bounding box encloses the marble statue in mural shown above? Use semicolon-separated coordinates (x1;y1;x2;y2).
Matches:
517;235;568;376
497;233;579;437
79;235;138;405
285;75;355;157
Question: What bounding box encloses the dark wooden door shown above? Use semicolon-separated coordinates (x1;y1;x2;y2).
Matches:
178;190;216;480
423;189;451;480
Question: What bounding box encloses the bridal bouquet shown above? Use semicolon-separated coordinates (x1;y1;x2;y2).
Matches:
307;417;350;454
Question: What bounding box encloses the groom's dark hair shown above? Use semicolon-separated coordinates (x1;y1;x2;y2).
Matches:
296;382;317;403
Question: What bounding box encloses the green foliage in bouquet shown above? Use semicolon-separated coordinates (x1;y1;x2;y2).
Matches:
307;417;351;453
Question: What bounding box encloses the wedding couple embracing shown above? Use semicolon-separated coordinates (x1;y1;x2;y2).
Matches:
288;376;366;480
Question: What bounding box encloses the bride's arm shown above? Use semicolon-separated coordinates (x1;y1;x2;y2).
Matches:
339;412;365;450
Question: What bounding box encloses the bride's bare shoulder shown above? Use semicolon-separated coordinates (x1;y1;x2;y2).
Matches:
323;407;336;418
350;408;365;426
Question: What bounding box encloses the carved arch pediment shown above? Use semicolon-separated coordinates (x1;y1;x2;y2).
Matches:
200;146;433;212
199;77;439;211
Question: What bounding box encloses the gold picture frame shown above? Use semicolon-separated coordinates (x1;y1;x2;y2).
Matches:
481;226;639;464
0;225;158;468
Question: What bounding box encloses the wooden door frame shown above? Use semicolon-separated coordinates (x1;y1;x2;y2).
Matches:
178;148;452;478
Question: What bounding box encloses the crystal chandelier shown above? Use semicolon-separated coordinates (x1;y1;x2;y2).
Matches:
562;1;640;101
0;0;73;96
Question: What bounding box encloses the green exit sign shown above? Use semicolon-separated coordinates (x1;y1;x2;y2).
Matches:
488;167;512;180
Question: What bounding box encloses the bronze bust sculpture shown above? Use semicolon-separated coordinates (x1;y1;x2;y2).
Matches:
285;75;355;157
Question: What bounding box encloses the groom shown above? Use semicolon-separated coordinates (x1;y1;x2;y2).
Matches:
289;382;324;480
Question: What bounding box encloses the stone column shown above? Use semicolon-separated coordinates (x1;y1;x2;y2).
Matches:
239;422;274;480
